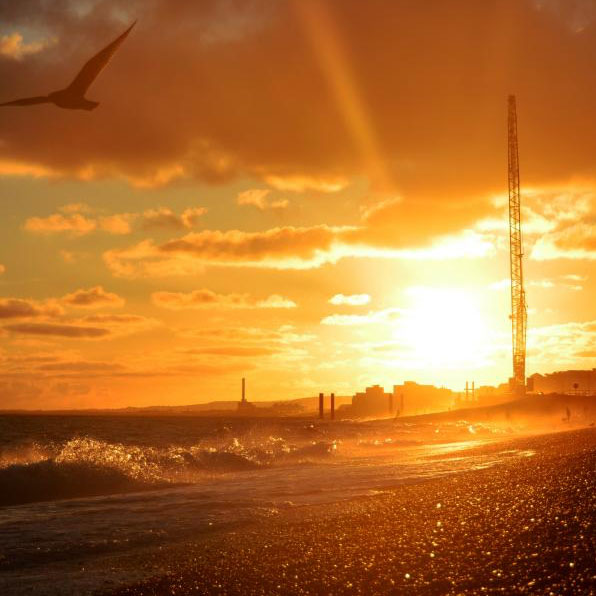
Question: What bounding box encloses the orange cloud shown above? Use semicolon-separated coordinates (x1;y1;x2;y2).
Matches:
0;32;55;60
237;189;288;210
98;214;135;235
62;286;125;309
152;289;296;310
3;1;596;196
104;226;343;277
24;206;207;237
0;297;63;319
4;322;110;338
184;346;277;357
24;214;97;235
142;207;207;230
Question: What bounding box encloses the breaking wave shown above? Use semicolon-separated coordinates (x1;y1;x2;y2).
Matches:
0;436;338;506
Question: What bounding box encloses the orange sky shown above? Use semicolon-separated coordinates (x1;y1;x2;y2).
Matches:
0;0;594;409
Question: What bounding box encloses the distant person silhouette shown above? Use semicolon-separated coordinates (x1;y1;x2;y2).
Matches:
0;22;135;111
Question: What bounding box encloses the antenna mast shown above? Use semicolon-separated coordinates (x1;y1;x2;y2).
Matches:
507;95;527;397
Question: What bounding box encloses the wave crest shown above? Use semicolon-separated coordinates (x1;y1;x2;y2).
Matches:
0;435;337;506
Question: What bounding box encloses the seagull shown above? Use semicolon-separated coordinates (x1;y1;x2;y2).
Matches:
0;21;135;111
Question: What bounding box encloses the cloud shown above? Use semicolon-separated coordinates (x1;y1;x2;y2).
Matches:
184;346;277;357
78;313;161;337
237;189;288;210
0;297;62;319
4;322;110;338
532;223;596;260
181;207;207;228
105;226;344;277
321;307;403;326
103;239;207;278
37;361;126;372
529;319;596;367
24;214;97;235
82;314;150;324
0;298;44;319
98;214;135;235
0;32;55;60
103;218;493;278
141;207;206;230
520;187;596;260
263;175;348;193
329;293;371;306
62;286;125;309
4;0;596;197
160;226;339;266
24;206;206;237
349;196;498;249
152;289;296;310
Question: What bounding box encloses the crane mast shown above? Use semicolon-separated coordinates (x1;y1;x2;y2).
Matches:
507;95;527;397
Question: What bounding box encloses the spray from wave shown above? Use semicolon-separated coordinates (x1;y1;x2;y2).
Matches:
0;435;338;507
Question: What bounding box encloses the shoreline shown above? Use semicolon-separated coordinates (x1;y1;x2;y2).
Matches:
109;427;596;595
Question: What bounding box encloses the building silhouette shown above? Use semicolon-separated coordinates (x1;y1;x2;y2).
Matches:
528;369;596;396
351;385;393;417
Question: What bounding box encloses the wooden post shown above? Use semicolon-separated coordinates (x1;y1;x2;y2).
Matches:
319;393;324;419
330;393;335;420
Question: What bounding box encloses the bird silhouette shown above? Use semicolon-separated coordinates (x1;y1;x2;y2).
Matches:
0;22;135;111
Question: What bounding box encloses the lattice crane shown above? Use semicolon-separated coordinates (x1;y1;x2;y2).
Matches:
507;95;527;397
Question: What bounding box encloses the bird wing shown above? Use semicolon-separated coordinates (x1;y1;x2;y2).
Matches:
66;21;136;96
0;96;49;106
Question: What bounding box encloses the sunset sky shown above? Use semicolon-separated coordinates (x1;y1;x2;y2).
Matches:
0;0;595;409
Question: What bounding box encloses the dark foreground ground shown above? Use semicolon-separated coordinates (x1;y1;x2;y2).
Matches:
110;428;596;595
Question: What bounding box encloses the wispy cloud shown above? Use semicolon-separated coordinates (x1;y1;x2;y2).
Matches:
329;293;371;306
24;206;207;236
237;189;288;210
152;289;296;310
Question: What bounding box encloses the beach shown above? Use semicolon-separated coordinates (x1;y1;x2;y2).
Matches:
111;427;596;595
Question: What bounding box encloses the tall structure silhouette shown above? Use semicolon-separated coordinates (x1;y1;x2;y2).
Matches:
507;95;527;397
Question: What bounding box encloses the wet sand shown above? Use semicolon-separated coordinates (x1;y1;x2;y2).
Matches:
111;428;595;595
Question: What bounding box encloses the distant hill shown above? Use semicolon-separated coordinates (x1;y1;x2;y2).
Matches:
0;395;353;416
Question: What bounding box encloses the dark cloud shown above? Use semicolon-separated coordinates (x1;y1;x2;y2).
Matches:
62;285;124;308
1;0;595;196
37;361;125;371
4;322;111;337
0;297;62;318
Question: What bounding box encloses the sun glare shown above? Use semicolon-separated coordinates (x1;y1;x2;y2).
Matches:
396;287;491;369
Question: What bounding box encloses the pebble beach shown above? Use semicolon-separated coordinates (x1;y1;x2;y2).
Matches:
111;427;596;595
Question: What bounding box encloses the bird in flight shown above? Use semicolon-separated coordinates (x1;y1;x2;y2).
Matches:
0;21;135;111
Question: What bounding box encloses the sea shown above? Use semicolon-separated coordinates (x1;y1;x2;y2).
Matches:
0;414;533;595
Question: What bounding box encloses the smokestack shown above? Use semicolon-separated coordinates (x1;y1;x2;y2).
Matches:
242;377;246;403
319;393;324;419
330;393;335;420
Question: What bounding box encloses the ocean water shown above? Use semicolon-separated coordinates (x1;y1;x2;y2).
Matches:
0;414;531;595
